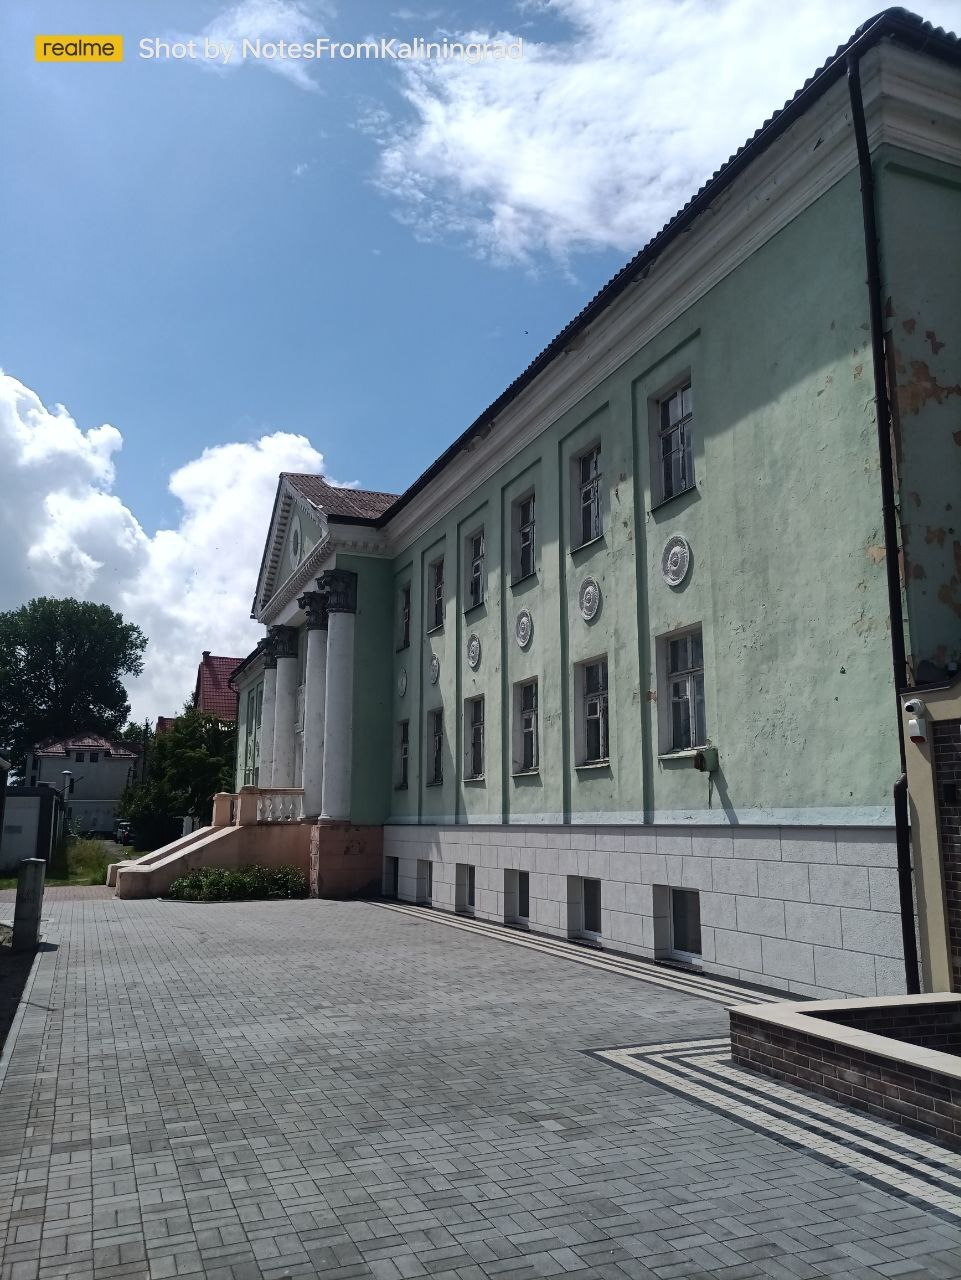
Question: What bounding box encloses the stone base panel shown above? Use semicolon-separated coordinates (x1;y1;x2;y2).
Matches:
383;823;906;999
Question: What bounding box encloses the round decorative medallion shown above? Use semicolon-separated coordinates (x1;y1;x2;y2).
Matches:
578;577;601;622
515;609;533;649
289;515;303;567
429;654;440;685
397;668;408;698
661;534;692;587
467;634;482;670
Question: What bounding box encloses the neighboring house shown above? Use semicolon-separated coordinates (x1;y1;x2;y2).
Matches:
193;652;244;721
230;13;961;999
154;717;176;736
1;785;66;872
25;734;139;836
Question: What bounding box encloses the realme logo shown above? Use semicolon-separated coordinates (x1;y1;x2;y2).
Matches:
35;35;123;62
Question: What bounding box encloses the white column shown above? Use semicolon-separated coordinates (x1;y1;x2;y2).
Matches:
298;591;328;817
259;662;277;786
270;626;299;789
320;570;357;821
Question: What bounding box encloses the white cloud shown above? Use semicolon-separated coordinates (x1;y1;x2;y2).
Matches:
0;372;327;723
177;0;331;89
373;0;961;264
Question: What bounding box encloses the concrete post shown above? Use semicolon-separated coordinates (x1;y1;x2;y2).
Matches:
211;793;234;826
236;787;259;825
271;625;300;789
320;570;358;821
298;591;328;818
13;858;45;952
259;660;278;787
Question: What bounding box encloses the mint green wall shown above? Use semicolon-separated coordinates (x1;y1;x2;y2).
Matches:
346;169;904;827
877;147;961;674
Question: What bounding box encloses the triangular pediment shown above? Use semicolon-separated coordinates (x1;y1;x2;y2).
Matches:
252;476;329;617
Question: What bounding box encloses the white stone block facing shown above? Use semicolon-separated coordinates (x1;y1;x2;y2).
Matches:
383;822;906;997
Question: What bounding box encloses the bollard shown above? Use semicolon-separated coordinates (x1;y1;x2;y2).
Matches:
12;858;45;952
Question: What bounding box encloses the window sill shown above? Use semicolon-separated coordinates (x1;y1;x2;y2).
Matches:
425;780;443;788
570;534;605;556
649;485;697;515
510;571;537;590
393;783;408;792
463;776;486;786
575;760;611;771
426;624;444;636
463;602;486;619
511;768;540;778
657;746;717;770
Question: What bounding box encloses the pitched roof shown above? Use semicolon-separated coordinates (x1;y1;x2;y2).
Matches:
284;474;397;521
154;716;177;736
32;732;138;759
193;653;244;720
282;9;961;532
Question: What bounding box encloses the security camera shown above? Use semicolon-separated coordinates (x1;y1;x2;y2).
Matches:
903;697;926;715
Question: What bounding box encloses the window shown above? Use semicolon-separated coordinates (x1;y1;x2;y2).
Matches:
658;383;694;502
75;752;85;763
513;679;538;772
568;876;602;938
466;528;485;609
671;888;702;957
583;878;601;935
505;869;530;924
455;863;475;914
416;859;433;905
514;491;535;580
396;720;409;790
666;628;706;751
577;444;602;545
89;752;99;764
465;697;484;779
398;582;411;650
428;709;444;785
383;856;399;899
429;558;444;631
578;658;609;763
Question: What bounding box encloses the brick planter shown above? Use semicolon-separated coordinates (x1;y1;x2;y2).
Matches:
730;994;961;1149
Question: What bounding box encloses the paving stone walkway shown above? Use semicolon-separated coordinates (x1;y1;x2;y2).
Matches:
1;896;960;1280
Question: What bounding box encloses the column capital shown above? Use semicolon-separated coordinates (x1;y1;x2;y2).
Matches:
267;624;298;661
319;569;358;615
298;590;329;630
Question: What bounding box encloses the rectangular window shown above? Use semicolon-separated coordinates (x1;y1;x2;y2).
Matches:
581;659;609;763
518;870;530;920
514;679;538;772
398;582;411;649
383;856;399;899
455;862;475;913
583;878;602;935
514;491;535;580
505;868;530;925
666;627;706;751
89;752;99;764
428;709;444;785
75;752;85;763
416;858;433;905
465;696;484;779
671;888;702;956
577;444;602;546
466;528;485;609
658;383;694;502
429;558;444;631
396;720;409;790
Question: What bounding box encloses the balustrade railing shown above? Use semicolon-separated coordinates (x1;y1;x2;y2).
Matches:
255;788;304;823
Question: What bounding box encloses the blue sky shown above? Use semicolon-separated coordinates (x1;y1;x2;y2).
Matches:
3;0;958;718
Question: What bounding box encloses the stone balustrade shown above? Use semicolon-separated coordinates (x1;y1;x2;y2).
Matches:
212;787;305;827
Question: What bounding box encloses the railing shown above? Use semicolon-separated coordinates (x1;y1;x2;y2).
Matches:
255;788;304;824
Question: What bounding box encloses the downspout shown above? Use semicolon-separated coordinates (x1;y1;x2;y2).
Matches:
846;51;920;994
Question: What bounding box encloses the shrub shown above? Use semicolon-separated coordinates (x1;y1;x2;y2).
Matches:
48;837;110;885
168;865;308;902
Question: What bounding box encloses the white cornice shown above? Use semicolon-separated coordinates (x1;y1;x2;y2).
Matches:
382;43;961;555
258;535;334;625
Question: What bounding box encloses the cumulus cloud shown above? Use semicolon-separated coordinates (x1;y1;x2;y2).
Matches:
176;0;331;89
0;372;326;723
373;0;961;264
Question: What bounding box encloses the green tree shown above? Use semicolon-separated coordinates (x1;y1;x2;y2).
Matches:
118;710;235;849
0;598;147;771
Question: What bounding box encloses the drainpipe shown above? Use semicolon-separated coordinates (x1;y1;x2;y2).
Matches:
846;51;920;994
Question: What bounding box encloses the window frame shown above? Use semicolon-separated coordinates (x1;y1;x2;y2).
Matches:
655;380;695;505
659;625;707;754
464;695;485;780
670;887;703;960
575;657;610;766
512;489;536;582
465;527;486;610
574;442;603;548
396;719;409;790
398;581;411;650
427;708;444;786
512;678;539;774
427;557;445;632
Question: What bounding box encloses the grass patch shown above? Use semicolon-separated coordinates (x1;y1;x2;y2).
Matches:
0;838;115;891
168;865;308;902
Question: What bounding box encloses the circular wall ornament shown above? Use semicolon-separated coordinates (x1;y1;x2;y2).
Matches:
515;609;533;649
397;668;408;698
428;654;440;685
661;534;692;587
578;577;601;622
467;634;482;670
289;515;303;567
